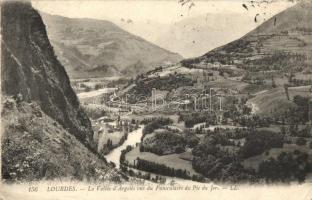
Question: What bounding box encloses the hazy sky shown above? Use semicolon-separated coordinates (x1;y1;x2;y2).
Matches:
32;0;296;57
32;0;294;24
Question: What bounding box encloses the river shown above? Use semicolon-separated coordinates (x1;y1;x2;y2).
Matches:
104;123;238;184
105;126;144;168
104;126;197;184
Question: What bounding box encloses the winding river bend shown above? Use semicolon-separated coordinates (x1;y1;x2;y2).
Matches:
104;125;205;184
105;126;144;168
104;124;242;184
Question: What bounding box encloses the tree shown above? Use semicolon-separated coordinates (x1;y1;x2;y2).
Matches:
284;84;290;100
95;84;102;90
271;74;277;88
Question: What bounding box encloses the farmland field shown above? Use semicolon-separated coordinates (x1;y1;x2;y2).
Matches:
247;86;311;116
125;146;199;176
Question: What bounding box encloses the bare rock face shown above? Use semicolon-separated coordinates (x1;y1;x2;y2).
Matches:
1;2;95;150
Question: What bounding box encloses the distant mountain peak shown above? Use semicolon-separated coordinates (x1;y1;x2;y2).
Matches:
40;12;183;78
182;2;312;71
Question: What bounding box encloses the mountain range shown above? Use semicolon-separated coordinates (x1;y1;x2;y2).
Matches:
40;13;183;78
183;1;312;71
155;13;259;58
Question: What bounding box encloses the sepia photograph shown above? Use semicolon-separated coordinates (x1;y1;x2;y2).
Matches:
0;0;312;199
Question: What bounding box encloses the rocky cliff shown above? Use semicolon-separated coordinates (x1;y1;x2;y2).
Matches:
1;1;95;149
1;1;120;181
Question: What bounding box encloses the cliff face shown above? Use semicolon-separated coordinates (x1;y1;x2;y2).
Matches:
0;2;124;181
1;2;95;149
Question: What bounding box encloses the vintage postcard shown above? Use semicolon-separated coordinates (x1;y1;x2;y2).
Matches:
0;0;312;199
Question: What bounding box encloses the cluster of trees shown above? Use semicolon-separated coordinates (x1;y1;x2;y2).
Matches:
182;131;200;148
100;139;114;155
235;115;274;128
239;130;284;159
192;134;239;159
120;145;133;165
243;52;307;72
129;74;194;100
101;133;129;155
140;131;186;155
191;132;312;183
94;84;104;90
276;95;311;125
192;143;219;157
209;128;249;140
146;66;163;75
204;53;239;65
141;117;173;139
140;128;200;155
223;39;252;54
135;158;192;180
291;95;311;124
82;106;106;120
281;124;312;138
192;157;257;182
180;58;200;68
79;83;92;92
291;78;312;86
241;73;266;85
214;67;242;77
258;151;311;183
178;111;217;128
141;117;173;125
191;143;257;183
206;134;236;146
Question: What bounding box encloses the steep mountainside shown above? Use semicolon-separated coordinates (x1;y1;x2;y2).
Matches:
1;2;120;181
182;2;312;72
155;13;258;58
40;13;183;78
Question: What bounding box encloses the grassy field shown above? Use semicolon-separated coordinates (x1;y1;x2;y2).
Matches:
256;125;284;133
205;79;249;91
241;84;273;94
125;146;199;176
247;86;311;116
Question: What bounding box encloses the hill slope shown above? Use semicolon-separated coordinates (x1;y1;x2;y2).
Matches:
156;13;258;58
1;2;121;181
40;13;183;78
183;2;312;72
